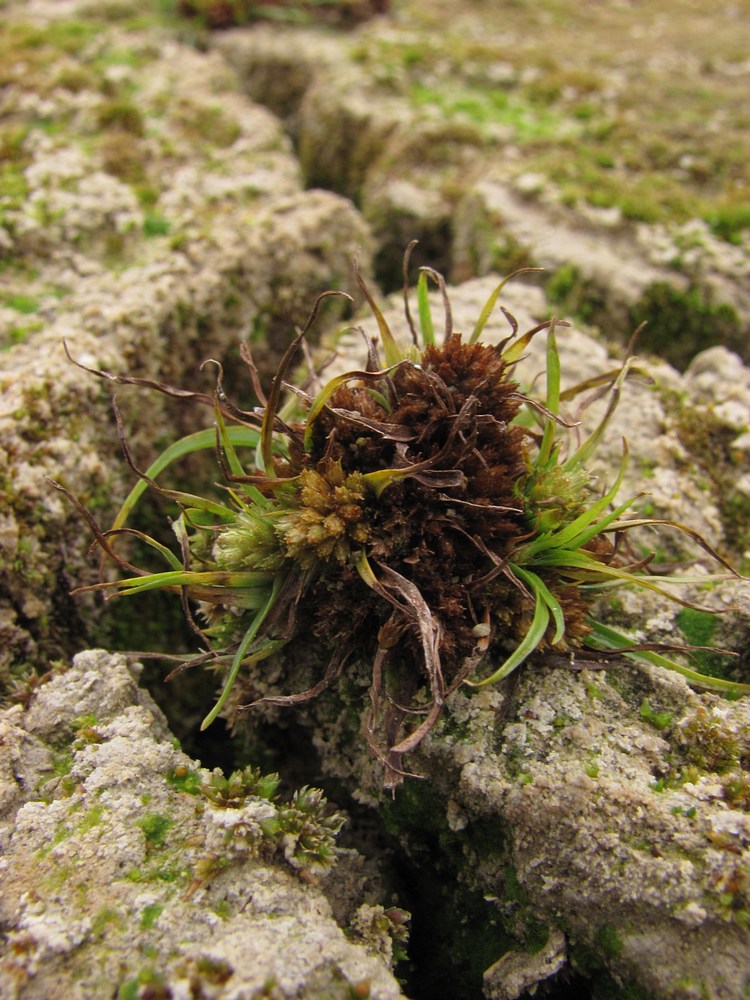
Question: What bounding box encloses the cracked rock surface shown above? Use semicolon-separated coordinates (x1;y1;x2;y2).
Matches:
0;0;373;676
1;1;749;998
0;650;405;1000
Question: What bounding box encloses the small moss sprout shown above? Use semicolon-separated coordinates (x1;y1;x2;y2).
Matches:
197;764;344;876
57;247;750;785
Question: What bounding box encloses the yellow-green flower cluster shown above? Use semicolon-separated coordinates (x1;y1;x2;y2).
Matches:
275;465;370;570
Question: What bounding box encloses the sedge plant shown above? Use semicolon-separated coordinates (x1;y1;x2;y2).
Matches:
56;247;750;786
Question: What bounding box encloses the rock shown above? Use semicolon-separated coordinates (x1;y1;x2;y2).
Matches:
0;650;406;1000
452;178;670;315
0;1;374;680
361;120;486;288
21;648;170;745
217;21;488;286
215;15;750;365
298;648;750;999
483;929;567;1000
213;26;342;122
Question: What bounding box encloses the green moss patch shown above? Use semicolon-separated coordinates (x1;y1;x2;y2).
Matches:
639;699;673;732
138;812;174;849
139;902;164;929
629;283;743;369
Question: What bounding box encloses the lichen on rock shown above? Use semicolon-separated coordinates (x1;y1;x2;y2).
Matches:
0;650;405;1000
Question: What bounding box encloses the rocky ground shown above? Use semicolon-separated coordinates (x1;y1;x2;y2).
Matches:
1;1;749;998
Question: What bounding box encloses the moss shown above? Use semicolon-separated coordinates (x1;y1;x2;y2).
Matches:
98;131;148;184
619;832;655;853
2;323;43;349
96;99;145;136
92;42;158;74
723;774;750;811
409;81;570;144
594;924;624;960
629;282;743;369
118;967;170;1000
142;214;171;237
2;293;39;313
40;748;74;786
546;263;610;328
138;812;174;849
193;956;234;985
0;20;99;68
139;902;164;929
210;899;232;920
53;63;98;93
436;710;472;742
36;820;75;858
166;765;202;795
173;101;242;149
0;161;28;206
720;493;750;573
121;859;190;887
39;861;76;892
78;803;105;833
523;916;550;955
586;680;603;700
639;698;673;732
152;864;187;883
92;906;125;934
381;779;445;842
675;608;738;679
503;864;528;906
0;123;30;165
71;712;99;731
678;706;741;775
502;743;528;781
707;202;750;244
663;394;750;562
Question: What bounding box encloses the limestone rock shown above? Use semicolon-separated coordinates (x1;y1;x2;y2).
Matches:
0;650;406;1000
0;1;373;679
